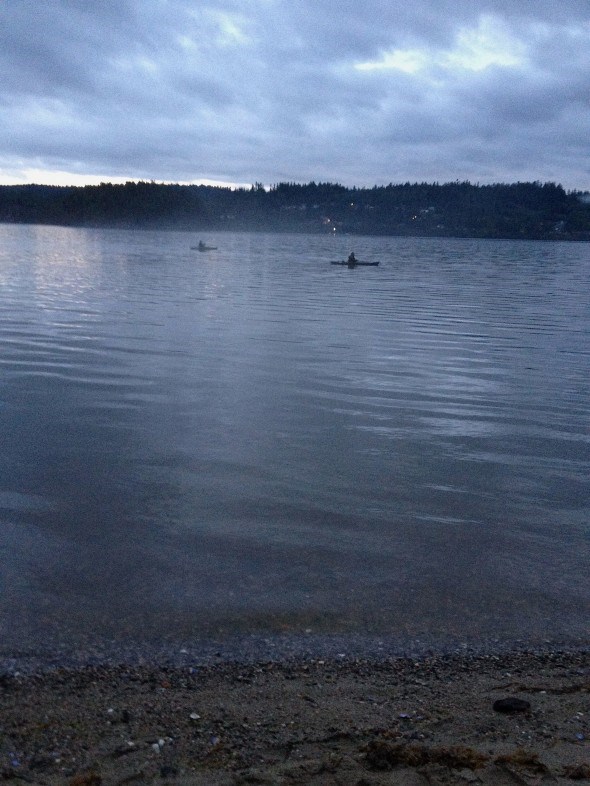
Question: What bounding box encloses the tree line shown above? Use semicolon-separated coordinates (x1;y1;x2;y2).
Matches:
1;179;589;240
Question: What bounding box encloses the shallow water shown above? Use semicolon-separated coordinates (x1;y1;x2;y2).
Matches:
0;225;588;663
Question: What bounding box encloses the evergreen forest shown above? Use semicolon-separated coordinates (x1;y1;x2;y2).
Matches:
1;179;590;240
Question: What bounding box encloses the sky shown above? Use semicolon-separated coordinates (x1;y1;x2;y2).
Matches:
1;1;590;191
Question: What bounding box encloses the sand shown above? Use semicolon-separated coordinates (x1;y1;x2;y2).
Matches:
1;649;589;785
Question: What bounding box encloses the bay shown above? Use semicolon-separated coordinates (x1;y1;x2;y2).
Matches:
0;224;588;664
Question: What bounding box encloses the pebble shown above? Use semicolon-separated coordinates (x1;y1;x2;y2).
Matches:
493;697;531;713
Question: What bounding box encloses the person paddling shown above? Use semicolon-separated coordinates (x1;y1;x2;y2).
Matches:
347;251;357;267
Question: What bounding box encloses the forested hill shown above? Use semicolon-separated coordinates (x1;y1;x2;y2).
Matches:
1;179;590;240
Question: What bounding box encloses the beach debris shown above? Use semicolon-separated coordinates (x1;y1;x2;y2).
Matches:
493;697;531;713
365;740;489;771
495;749;547;774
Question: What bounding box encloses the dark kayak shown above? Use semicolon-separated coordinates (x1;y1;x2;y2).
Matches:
331;260;379;266
191;245;217;251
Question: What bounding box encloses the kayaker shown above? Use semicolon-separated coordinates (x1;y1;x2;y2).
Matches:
198;240;206;250
347;251;357;266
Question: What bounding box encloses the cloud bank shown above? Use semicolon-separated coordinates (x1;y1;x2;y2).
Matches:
1;0;589;189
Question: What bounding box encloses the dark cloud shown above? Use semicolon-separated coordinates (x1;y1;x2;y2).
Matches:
1;1;589;188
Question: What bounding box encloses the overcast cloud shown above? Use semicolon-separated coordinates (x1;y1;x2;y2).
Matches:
1;0;589;189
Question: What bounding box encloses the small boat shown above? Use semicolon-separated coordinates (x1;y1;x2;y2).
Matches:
191;242;217;251
330;260;379;266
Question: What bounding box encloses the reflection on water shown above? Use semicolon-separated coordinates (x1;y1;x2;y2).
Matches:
0;225;589;659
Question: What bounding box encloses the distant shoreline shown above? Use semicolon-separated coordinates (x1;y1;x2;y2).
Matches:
2;179;590;240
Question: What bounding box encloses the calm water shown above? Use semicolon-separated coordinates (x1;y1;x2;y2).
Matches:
0;224;589;663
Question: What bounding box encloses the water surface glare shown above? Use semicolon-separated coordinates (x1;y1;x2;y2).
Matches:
0;225;589;661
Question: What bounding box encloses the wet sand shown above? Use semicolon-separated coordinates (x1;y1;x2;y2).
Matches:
1;648;589;785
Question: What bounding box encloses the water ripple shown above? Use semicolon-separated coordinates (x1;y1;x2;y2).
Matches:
0;227;589;655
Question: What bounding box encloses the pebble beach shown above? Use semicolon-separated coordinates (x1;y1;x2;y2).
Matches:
1;647;589;785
